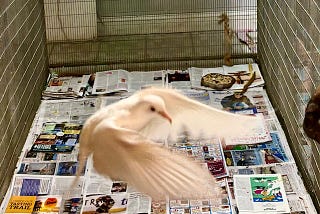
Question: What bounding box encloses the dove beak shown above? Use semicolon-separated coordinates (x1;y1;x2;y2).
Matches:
158;111;172;124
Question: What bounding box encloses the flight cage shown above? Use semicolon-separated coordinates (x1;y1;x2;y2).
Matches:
0;0;319;211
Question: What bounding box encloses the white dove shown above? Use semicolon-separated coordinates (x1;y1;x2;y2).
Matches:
74;87;263;199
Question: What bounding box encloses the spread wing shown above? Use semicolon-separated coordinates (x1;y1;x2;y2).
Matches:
138;87;264;142
89;121;220;200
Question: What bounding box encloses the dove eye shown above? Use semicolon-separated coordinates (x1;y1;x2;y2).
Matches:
150;106;156;112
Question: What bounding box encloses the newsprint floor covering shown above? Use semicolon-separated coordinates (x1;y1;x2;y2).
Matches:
0;64;317;214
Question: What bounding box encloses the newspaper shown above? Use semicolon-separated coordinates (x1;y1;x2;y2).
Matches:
168;179;231;214
223;131;290;167
17;162;57;175
208;88;272;117
181;89;211;105
205;89;272;145
9;175;53;196
233;174;290;213
189;63;265;91
51;176;84;197
92;70;165;95
32;195;62;213
81;193;128;214
127;193;151;214
91;70;129;95
227;163;317;213
128;70;165;91
1;66;318;213
166;70;192;90
170;137;229;178
62;196;83;214
38;98;100;124
228;163;303;195
28;122;83;153
42;75;91;99
20;145;79;164
224;113;272;145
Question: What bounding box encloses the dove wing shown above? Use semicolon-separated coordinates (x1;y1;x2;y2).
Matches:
138;87;263;141
90;121;220;200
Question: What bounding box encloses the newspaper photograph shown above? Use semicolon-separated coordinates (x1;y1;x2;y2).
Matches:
151;200;167;214
166;70;191;90
17;162;56;175
82;193;128;214
208;88;272;117
21;150;57;163
62;197;83;214
56;161;83;176
33;195;62;213
10;175;52;196
234;174;290;213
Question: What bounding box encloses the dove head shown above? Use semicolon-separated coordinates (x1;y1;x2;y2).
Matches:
136;95;172;124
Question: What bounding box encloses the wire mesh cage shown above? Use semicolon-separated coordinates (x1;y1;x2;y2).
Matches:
44;0;257;74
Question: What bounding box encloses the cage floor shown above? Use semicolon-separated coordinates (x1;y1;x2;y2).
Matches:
0;67;317;213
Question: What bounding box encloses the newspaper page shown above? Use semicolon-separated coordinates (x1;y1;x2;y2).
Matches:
82;193;128;214
223;131;290;167
127;193;151;214
208;88;272;118
128;70;165;91
228;163;303;195
28;122;82;153
9;175;53;196
42;75;89;99
32;195;62;213
92;70;129;95
170;137;229;178
223;113;272;145
38;98;100;124
166;70;191;90
206;89;272;145
189;63;264;91
50;176;84;197
16;162;56;176
227;163;318;213
181;89;211;105
20;145;79;164
84;157;114;194
233;174;290;213
151;200;168;214
168;179;231;214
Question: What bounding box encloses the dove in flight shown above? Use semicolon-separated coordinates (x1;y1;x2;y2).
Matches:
74;87;263;199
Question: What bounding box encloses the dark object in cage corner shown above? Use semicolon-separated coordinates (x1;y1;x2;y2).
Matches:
303;86;320;143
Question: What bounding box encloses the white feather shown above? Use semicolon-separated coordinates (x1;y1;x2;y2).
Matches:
137;87;263;141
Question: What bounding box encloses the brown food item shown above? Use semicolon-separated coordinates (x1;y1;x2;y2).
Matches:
201;73;236;90
303;86;320;143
